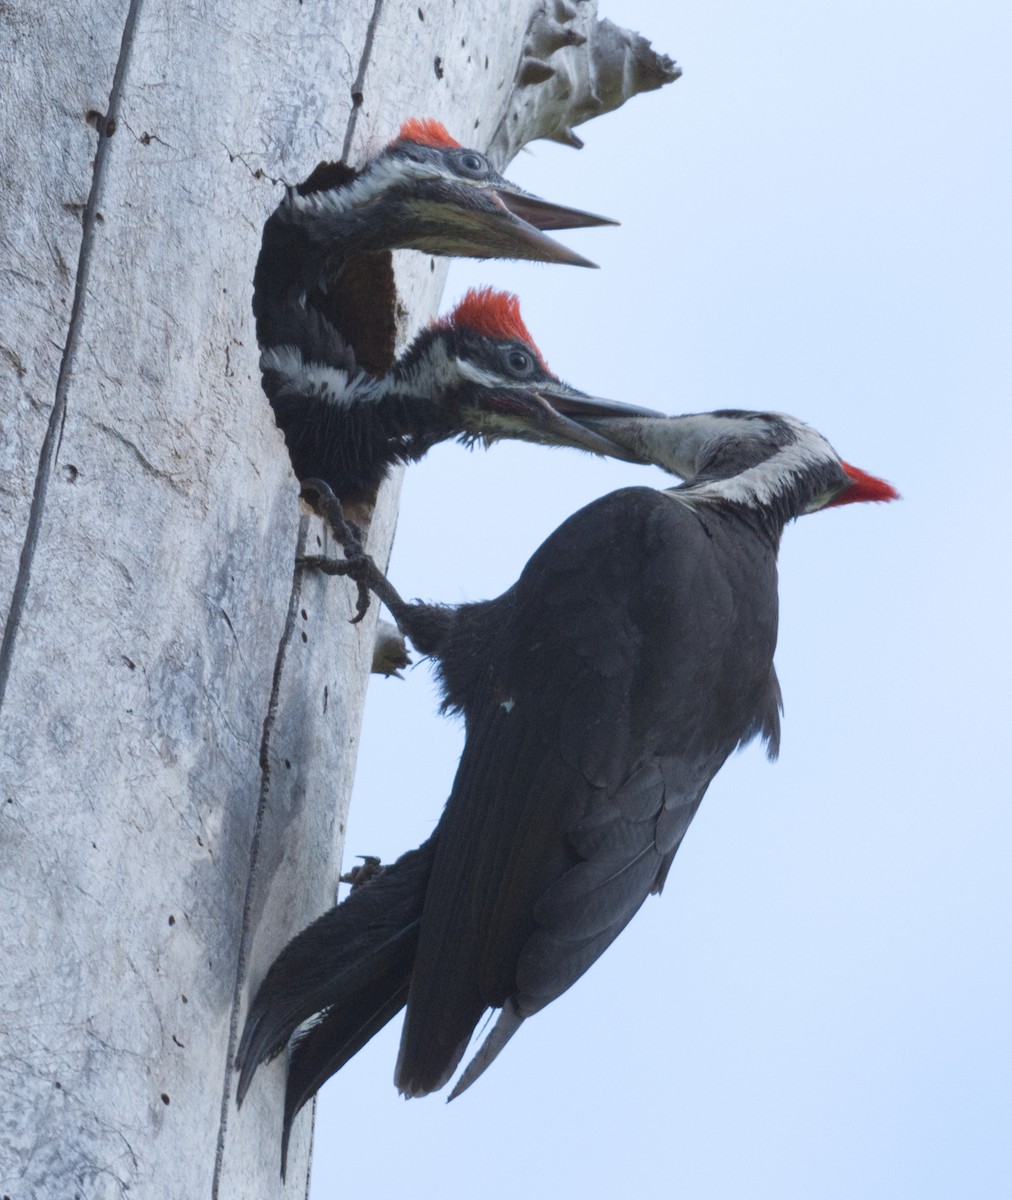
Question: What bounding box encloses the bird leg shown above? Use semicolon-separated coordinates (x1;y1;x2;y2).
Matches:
297;479;455;658
297;478;414;626
298;477;364;556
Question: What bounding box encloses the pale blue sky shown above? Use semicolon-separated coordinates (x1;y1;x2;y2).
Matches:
311;2;1012;1196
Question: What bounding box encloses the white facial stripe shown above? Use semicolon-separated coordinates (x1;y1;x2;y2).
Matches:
692;438;834;505
395;340;500;400
288;155;458;220
690;418;840;508
454;357;501;389
261;345;387;409
600;412;841;509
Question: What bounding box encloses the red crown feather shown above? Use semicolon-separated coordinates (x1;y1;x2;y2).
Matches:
396;118;461;149
441;288;549;371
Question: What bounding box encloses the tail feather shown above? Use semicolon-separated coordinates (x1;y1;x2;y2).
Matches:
235;838;435;1108
280;976;411;1177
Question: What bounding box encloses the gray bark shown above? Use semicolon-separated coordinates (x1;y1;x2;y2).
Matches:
0;2;676;1197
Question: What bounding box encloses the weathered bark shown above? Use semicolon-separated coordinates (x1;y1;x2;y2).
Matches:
0;2;676;1197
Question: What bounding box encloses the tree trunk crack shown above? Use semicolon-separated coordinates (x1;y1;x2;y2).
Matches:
341;0;386;160
211;516;310;1199
0;0;145;711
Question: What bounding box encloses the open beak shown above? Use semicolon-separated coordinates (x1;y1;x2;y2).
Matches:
537;389;663;460
467;389;663;462
492;186;618;233
401;184;614;266
464;197;603;267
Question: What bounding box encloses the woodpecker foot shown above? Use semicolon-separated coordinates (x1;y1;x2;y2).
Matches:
298;478;378;622
296;552;375;622
297;478;413;626
299;478;364;553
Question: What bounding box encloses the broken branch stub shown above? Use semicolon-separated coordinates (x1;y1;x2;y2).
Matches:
489;0;681;164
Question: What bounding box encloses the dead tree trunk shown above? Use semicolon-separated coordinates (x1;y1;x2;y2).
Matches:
0;2;676;1196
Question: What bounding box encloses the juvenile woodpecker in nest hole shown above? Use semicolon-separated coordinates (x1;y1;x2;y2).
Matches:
261;286;657;506
254;117;614;373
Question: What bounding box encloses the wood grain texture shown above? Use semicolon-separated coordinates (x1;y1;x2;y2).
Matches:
0;1;678;1196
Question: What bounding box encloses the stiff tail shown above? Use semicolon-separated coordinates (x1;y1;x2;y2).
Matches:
235;838;435;1119
280;973;411;1175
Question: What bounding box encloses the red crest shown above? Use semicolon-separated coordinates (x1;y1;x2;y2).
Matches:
442;289;549;371
396;118;461;150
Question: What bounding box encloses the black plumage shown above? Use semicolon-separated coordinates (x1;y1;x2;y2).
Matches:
252;117;612;369
258;288;656;505
236;409;897;1166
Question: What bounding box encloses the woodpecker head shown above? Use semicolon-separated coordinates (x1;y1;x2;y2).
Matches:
581;411;899;517
288;119;615;268
393;289;661;460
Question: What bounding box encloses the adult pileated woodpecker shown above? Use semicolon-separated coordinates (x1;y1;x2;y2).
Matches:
261;287;656;505
253;118;614;365
236;408;897;1170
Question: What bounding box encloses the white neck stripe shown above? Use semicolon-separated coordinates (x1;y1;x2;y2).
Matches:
289;156;446;221
688;432;837;508
262;345;391;409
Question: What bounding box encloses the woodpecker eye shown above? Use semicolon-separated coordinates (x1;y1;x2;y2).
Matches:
502;346;535;376
455;151;488;176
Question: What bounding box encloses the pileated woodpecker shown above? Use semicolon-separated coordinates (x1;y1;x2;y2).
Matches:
261;287;656;505
253;117;614;361
236;408;897;1169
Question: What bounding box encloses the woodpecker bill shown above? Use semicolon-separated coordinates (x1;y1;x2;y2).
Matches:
261;287;659;505
253;117;615;349
235;408;897;1169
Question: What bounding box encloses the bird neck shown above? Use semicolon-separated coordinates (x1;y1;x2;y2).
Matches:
681;438;848;528
262;345;459;503
596;414;847;532
386;335;467;410
253;179;406;344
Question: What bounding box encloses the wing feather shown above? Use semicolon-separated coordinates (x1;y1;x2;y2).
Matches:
397;489;781;1093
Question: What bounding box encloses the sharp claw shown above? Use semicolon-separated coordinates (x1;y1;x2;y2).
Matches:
298;478;378;619
296;480;411;626
299;477;360;550
350;578;372;624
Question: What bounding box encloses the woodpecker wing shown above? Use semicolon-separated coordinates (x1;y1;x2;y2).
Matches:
395;487;783;1097
259;305;360;379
